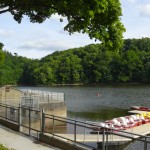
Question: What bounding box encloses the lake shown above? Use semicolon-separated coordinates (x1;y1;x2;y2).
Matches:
17;84;150;121
17;84;150;150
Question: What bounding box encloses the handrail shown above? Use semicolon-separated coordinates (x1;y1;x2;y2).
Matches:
0;102;19;109
44;114;150;140
42;113;150;150
1;102;150;150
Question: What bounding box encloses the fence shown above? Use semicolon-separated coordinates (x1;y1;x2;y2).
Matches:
21;89;65;108
42;114;150;150
20;106;41;138
0;103;19;123
0;103;41;138
1;102;150;150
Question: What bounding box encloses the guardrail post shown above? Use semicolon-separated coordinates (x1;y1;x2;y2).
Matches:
52;115;54;136
106;129;108;150
74;121;77;144
41;109;45;134
48;94;50;103
102;128;105;150
29;107;31;136
18;104;21;131
6;105;7;121
144;137;147;150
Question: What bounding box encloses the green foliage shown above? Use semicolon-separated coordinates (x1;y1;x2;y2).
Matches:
1;38;150;85
0;43;5;64
123;38;150;52
0;0;125;50
0;144;9;150
0;51;31;85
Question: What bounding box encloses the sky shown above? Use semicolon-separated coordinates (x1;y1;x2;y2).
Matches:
0;0;150;59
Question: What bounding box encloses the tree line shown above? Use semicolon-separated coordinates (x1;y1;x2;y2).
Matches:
0;38;150;86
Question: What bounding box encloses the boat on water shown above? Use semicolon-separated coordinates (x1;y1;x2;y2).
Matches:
87;112;150;132
130;106;150;111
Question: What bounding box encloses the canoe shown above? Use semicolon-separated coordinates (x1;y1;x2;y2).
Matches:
130;106;150;112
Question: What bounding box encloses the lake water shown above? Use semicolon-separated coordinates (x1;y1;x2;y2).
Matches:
17;84;150;150
18;84;150;122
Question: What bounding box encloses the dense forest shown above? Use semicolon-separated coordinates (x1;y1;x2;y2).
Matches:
0;38;150;86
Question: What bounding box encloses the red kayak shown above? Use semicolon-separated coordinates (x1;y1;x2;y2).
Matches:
130;106;150;111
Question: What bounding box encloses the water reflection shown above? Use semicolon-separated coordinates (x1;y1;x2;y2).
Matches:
18;84;150;121
17;84;150;150
68;107;128;122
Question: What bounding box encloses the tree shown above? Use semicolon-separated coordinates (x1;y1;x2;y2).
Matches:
33;65;55;85
0;43;5;64
0;0;125;50
57;52;83;83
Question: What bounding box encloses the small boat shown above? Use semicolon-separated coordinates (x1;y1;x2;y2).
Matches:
130;106;150;112
87;112;150;133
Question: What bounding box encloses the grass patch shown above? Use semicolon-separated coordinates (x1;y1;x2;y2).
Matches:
0;144;9;150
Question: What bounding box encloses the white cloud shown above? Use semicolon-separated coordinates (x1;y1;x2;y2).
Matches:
18;34;97;50
138;3;150;17
18;39;73;52
12;49;52;59
0;29;15;37
126;0;136;4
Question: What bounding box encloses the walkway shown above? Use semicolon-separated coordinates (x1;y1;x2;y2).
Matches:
0;124;61;150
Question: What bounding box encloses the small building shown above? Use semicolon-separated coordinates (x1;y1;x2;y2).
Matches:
0;85;22;106
0;86;67;118
0;86;67;133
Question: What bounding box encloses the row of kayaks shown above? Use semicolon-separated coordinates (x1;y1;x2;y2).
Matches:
90;106;150;132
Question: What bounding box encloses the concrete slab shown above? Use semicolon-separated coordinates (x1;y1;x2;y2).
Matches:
0;124;61;150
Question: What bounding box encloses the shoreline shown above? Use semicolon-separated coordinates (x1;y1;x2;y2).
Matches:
14;82;150;87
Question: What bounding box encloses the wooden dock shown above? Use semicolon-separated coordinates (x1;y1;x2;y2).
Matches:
50;123;150;143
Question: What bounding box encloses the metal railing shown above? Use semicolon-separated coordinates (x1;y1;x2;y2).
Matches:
0;103;19;123
21;89;65;108
1;102;150;150
42;113;150;150
19;106;41;138
21;89;65;102
0;103;41;139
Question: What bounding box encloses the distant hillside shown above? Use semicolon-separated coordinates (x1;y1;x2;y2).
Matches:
0;38;150;85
